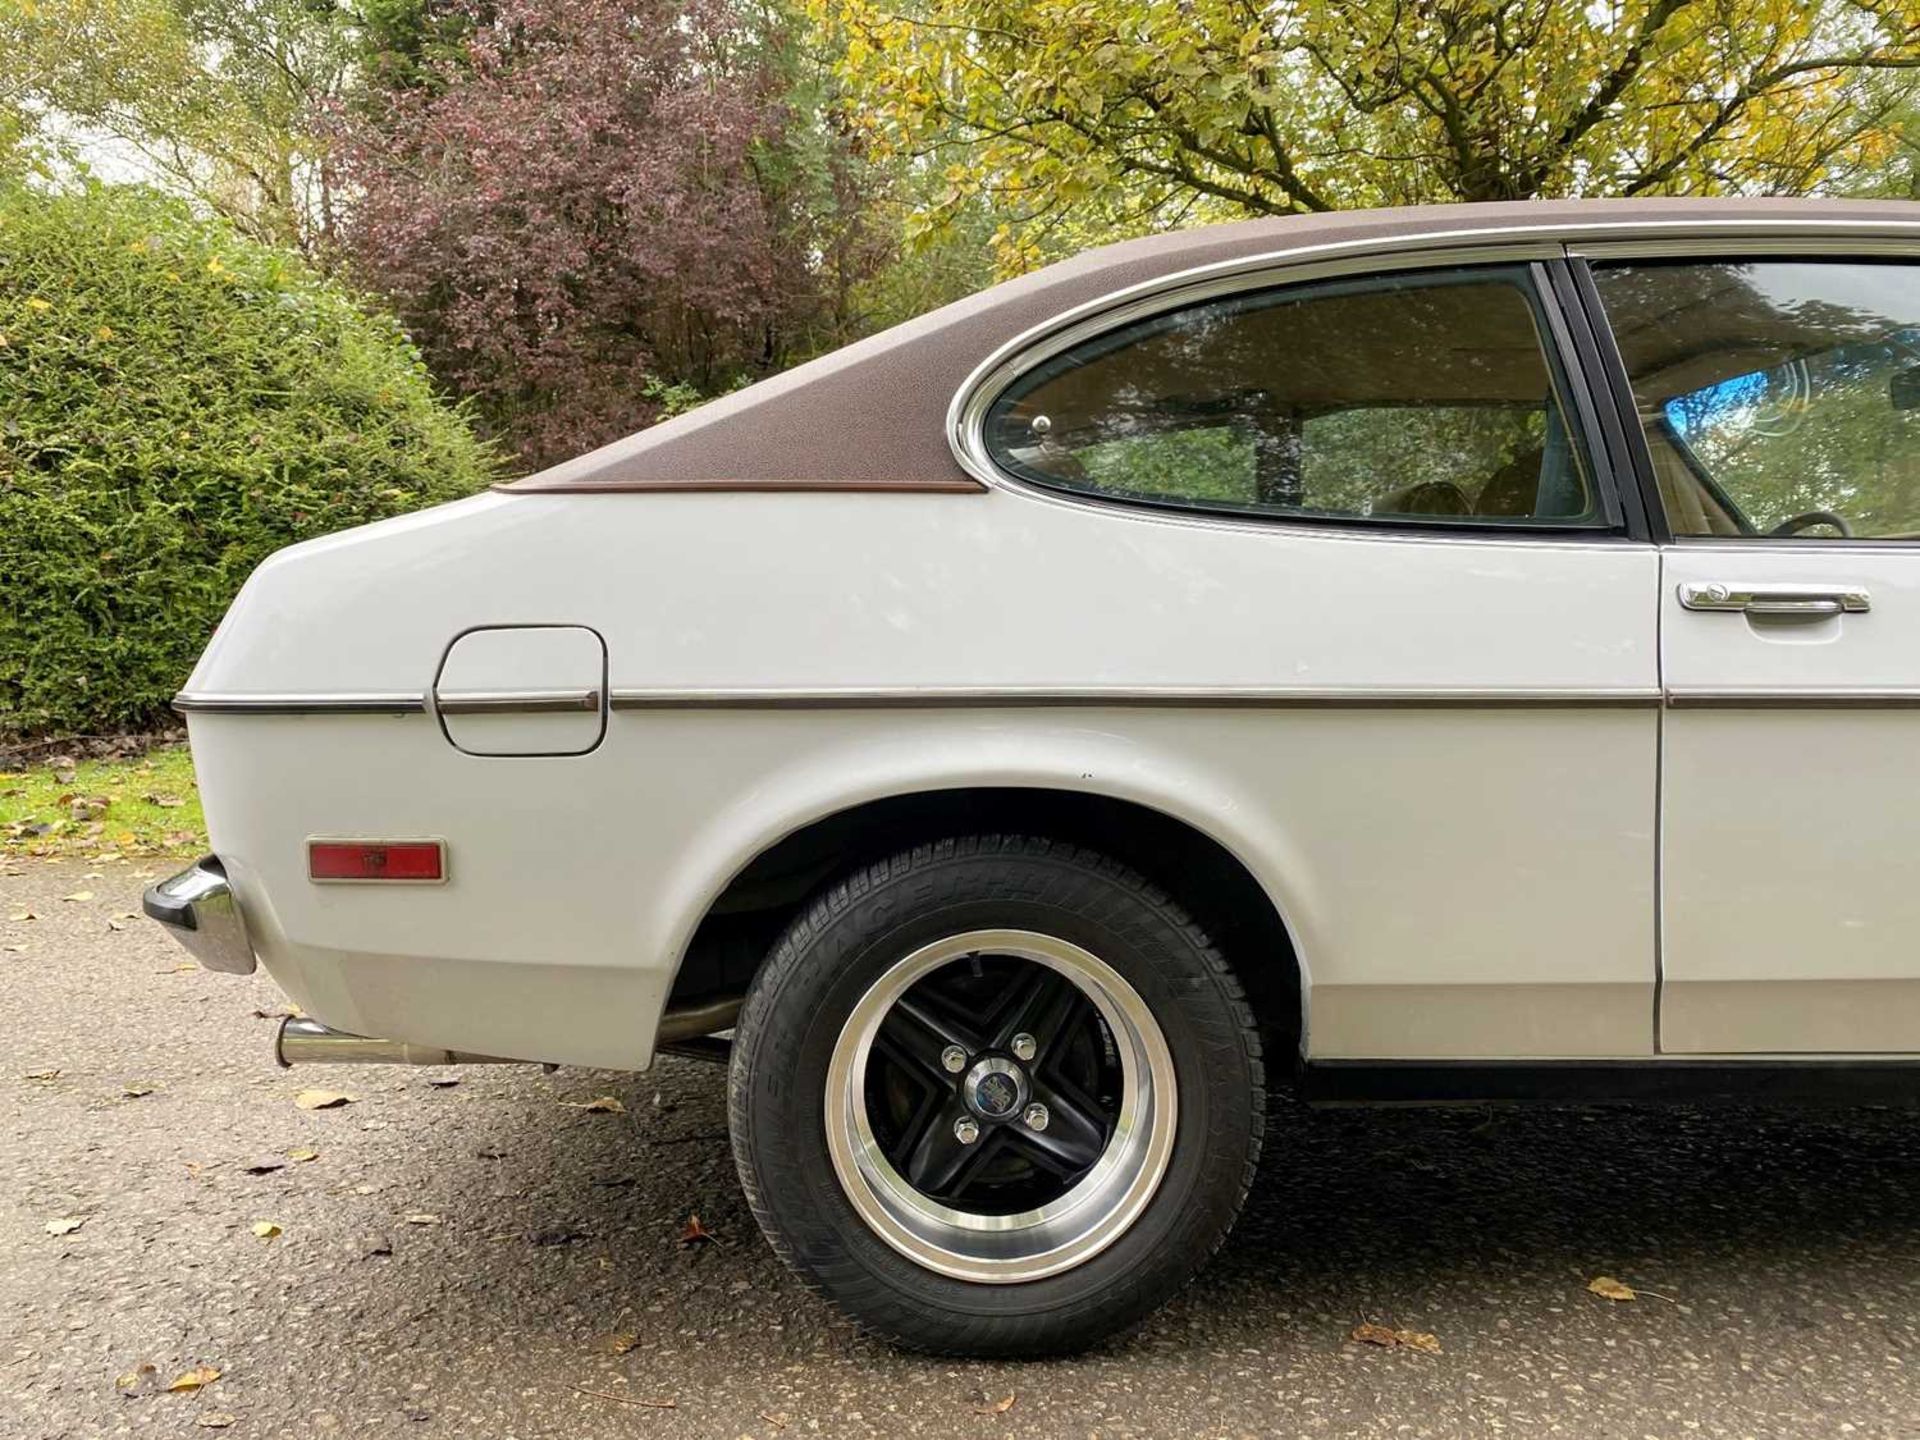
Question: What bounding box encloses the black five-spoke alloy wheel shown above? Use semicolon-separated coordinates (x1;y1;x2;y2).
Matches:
827;928;1177;1281
728;835;1266;1356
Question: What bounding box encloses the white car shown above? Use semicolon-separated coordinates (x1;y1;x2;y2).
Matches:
148;196;1920;1355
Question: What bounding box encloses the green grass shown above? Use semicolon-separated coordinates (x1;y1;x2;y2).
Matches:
0;745;205;859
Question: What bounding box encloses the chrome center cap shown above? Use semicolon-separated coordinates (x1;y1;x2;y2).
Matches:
962;1056;1029;1122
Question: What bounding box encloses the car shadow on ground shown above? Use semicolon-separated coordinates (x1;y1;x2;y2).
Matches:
428;1058;1920;1358
1182;1097;1920;1345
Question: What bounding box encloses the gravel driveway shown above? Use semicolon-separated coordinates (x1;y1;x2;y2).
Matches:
6;858;1920;1439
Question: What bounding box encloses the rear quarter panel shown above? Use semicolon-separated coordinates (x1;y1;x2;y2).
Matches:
189;487;1658;1066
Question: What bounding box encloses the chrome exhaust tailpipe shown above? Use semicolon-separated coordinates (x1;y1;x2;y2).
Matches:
273;997;745;1068
275;1017;519;1068
655;996;741;1044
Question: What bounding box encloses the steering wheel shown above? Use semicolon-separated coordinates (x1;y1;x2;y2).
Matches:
1768;510;1853;538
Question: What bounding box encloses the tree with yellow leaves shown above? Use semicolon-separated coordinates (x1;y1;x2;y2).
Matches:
814;0;1920;272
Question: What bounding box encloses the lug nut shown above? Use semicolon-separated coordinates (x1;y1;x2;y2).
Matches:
1010;1032;1037;1062
940;1044;968;1074
953;1116;981;1145
1022;1102;1049;1132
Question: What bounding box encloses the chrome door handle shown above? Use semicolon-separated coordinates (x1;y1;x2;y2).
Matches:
1678;582;1871;617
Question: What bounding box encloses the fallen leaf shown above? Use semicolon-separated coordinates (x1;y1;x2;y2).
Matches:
1587;1275;1637;1302
167;1365;221;1393
973;1394;1017;1416
61;890;94;903
363;1236;393;1256
45;1216;86;1236
602;1332;640;1355
23;1068;59;1081
404;1212;441;1226
145;794;186;808
121;1081;157;1098
197;1413;238;1429
1349;1322;1442;1354
3;943;26;953
286;1147;319;1163
251;1221;282;1240
242;1158;285;1175
562;1095;625;1114
160;961;200;974
116;1362;159;1395
677;1213;718;1248
8;908;36;922
294;1089;352;1110
425;1076;460;1088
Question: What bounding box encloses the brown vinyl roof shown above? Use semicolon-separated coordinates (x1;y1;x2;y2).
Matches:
501;196;1919;495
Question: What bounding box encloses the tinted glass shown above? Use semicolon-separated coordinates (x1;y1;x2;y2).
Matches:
982;268;1598;526
1593;260;1920;539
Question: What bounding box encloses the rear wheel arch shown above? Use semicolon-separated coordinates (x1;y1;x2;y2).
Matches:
669;786;1307;1068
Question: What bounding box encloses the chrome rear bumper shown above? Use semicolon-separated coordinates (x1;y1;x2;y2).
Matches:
142;856;257;975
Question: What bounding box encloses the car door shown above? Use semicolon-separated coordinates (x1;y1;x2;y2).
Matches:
1586;251;1920;1054
975;258;1664;1059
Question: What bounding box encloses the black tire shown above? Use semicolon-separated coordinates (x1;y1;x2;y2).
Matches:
727;834;1265;1356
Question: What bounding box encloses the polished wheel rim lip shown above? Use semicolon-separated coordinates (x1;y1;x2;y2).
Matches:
824;928;1178;1284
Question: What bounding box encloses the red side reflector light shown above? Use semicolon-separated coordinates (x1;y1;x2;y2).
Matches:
308;840;445;883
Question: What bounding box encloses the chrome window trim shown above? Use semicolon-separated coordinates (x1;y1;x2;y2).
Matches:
1671;536;1920;552
948;216;1920;516
951;239;1561;500
961;256;1618;537
1570;234;1920;262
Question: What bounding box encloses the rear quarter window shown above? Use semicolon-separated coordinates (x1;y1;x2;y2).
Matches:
981;265;1600;528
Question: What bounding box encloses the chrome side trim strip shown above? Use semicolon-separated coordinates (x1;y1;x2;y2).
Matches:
434;688;602;716
1668;690;1920;710
177;687;1920;714
609;687;1663;710
172;691;426;715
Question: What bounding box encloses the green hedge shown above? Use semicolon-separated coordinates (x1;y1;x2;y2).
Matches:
0;181;496;738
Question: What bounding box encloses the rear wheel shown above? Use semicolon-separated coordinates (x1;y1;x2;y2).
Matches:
727;835;1265;1355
